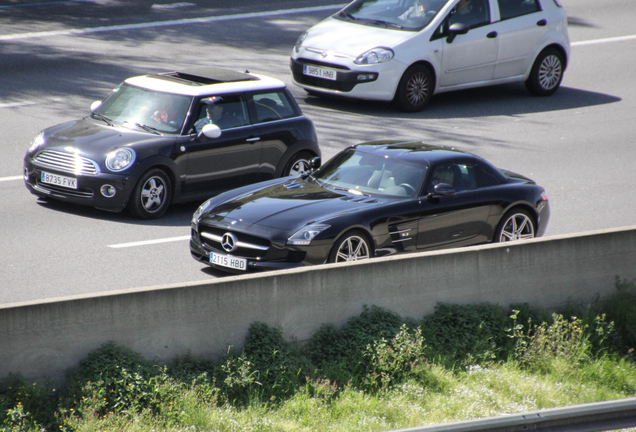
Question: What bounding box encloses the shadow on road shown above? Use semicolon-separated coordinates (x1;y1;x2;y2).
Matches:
34;197;201;227
300;84;621;120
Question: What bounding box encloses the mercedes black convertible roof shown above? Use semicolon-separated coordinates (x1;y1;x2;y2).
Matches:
352;140;484;164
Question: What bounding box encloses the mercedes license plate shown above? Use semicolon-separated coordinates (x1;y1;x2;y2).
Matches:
210;252;247;271
303;65;337;81
41;171;78;189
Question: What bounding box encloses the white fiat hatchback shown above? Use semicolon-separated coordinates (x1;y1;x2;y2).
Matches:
290;0;570;111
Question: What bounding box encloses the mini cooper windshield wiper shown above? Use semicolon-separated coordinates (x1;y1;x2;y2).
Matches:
91;112;112;126
135;123;161;135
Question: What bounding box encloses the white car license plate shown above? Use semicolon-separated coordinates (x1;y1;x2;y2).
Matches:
303;65;337;81
210;252;247;271
41;171;78;190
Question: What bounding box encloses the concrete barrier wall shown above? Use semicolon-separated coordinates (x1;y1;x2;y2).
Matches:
2;225;636;384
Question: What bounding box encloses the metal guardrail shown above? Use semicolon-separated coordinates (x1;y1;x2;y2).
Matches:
388;397;636;432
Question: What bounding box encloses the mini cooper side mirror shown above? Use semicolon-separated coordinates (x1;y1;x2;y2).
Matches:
90;100;102;112
446;23;469;43
199;123;222;140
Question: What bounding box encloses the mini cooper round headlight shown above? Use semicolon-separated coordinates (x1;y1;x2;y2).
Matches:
106;148;136;172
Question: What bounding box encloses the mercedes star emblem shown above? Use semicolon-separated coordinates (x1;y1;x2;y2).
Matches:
221;232;238;253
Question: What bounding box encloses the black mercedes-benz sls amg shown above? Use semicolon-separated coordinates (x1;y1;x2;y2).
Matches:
190;140;549;273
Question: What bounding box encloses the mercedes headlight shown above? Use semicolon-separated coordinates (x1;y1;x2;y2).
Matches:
106;148;136;172
294;31;308;53
354;47;394;65
192;200;210;225
287;224;330;246
28;132;45;154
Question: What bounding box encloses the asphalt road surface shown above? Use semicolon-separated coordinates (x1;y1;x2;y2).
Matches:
1;0;635;305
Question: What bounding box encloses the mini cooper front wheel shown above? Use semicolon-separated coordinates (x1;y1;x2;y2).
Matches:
329;230;372;263
128;168;172;219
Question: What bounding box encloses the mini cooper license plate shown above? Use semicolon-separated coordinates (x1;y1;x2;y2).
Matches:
41;171;78;189
303;65;337;81
210;252;247;271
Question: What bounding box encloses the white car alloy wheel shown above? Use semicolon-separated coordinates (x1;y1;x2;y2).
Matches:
526;48;565;96
538;54;563;91
396;65;433;112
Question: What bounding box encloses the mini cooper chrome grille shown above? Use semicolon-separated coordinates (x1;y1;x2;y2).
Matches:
199;226;270;259
33;150;100;176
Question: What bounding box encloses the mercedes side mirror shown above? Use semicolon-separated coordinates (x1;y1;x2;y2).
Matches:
310;156;321;170
428;183;456;198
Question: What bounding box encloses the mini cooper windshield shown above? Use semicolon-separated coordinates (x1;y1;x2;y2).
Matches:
92;83;193;134
336;0;449;31
314;148;427;198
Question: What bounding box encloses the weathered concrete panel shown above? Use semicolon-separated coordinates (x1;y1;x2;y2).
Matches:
2;226;635;384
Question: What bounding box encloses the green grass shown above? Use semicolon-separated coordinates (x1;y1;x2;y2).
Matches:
2;278;636;432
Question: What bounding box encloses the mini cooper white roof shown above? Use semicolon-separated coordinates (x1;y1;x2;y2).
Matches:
125;67;287;97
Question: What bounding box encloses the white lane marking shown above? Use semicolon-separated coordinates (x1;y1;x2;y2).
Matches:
151;2;196;9
0;176;23;182
0;0;102;8
572;34;636;47
108;235;190;248
0;101;37;108
0;5;345;41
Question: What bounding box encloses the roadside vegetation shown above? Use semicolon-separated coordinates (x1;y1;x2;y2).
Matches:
2;277;636;432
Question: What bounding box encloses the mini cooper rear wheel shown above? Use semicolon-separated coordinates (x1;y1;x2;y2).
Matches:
526;47;564;96
128;168;172;219
329;230;372;263
495;208;536;242
283;151;312;176
395;65;433;112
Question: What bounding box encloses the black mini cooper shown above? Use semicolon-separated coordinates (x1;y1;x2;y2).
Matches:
23;67;320;219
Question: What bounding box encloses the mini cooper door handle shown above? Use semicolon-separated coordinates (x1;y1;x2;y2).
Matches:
536;19;547;26
246;137;260;142
487;31;498;38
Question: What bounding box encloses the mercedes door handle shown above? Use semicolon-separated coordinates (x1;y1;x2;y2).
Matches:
246;137;261;142
487;31;498;38
536;19;547;26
